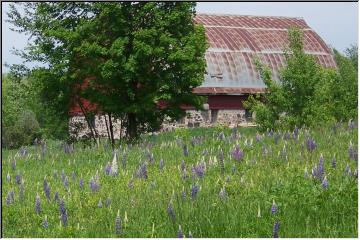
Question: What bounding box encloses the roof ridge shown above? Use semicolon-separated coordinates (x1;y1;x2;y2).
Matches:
195;12;305;21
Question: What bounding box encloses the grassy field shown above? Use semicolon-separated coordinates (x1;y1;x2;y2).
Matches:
2;124;358;237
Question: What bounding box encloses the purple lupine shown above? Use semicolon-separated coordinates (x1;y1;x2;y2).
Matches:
267;129;274;137
202;149;209;156
178;225;184;238
19;147;28;157
11;159;16;171
345;164;352;176
54;191;59;203
182;169;188;180
331;155;336;168
63;176;69;189
273;221;280;238
79;178;84;189
121;153;127;169
146;151;155;165
219;149;225;175
43;215;49;229
159;159;165;171
167;202;176;222
348;119;355;130
61;170;66;183
190;185;199;200
181;160;186;172
43;178;51;201
115;210;122;235
35;193;41;214
256;132;262;142
293;126;299;140
317;154;325;180
6;189;15;205
232;145;244;162
322;177;329;189
191;163;205;178
181;189;186;201
16;174;22;185
188;231;193;238
59;198;68;226
219;187;227;201
135;162;148;180
306;137;317;152
98;199;103;208
106;198;111;208
89;177;100;192
348;142;358;161
183;144;189;157
271;200;278;214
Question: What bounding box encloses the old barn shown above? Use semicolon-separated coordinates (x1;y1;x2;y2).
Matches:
70;13;337;137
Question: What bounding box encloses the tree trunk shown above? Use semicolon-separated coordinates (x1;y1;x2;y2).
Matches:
76;99;97;143
127;113;138;142
108;113;115;150
104;114;112;143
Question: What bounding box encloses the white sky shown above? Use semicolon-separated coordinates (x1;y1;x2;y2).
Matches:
2;2;359;72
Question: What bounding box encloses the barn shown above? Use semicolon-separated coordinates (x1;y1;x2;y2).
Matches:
69;13;337;137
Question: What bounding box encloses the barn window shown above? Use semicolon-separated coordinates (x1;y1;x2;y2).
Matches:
211;110;218;123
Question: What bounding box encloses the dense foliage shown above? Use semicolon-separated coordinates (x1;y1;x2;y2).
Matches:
245;29;358;131
2;124;357;237
7;2;208;144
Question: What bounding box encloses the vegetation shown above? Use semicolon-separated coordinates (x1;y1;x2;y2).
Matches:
2;124;357;237
6;2;208;145
245;29;358;131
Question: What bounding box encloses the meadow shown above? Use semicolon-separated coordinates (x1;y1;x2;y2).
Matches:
2;123;358;238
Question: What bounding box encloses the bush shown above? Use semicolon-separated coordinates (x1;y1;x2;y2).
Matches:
3;110;41;149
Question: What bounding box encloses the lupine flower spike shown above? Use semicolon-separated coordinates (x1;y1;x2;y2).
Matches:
273;220;280;238
115;210;121;235
43;215;49;229
271;200;278;214
178;225;184;238
35;193;41;214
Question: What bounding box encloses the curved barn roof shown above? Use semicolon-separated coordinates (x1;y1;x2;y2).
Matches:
193;14;337;94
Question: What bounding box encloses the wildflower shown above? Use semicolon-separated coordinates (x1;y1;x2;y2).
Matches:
345;164;352;176
43;215;49;229
110;152;119;176
146;150;155;165
183;144;189;157
219;149;225;175
79;178;84;189
181;159;186;172
6;189;15;205
11;159;16;171
115;210;122;235
256;132;262;142
35;193;41;214
16;174;22;185
19;147;28;156
98;199;103;208
59;198;68;226
219;187;227;201
106;198;111;208
188;231;193;238
317;154;325;179
271;200;278;214
218;131;225;140
6;172;10;182
190;185;199;200
232;145;244;162
348;119;355;130
181;188;186;201
43;178;51;201
202;149;209;156
293;126;299;139
348;141;358;161
63;176;69;189
54;191;59;203
273;220;280;238
306;137;317;152
322;177;329;189
135;162;148;180
61;170;66;183
167;202;176;222
89;177;100;192
191;163;205;178
178;225;184;238
159;159;165;171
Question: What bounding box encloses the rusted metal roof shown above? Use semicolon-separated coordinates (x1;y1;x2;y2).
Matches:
193;14;337;94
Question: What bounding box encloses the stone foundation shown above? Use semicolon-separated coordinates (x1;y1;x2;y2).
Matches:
69;109;253;139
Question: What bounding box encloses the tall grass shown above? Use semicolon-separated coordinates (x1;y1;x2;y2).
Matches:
2;123;358;237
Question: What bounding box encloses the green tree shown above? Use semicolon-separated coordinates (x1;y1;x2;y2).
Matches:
7;2;207;145
245;28;347;131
